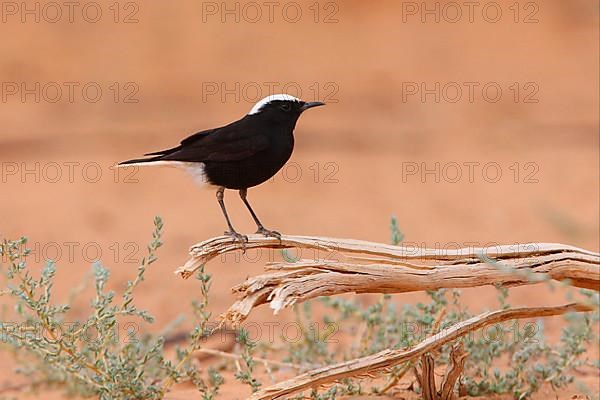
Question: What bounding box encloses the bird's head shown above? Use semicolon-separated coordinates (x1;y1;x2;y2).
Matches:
247;94;325;125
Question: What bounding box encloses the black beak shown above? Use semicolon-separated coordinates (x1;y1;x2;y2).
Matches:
300;101;326;111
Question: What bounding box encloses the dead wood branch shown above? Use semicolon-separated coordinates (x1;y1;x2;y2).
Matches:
440;343;468;400
412;343;467;400
248;303;592;400
225;254;599;323
177;235;599;278
414;344;468;400
176;235;598;324
417;354;437;400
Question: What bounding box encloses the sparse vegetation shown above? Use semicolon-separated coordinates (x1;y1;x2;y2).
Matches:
0;217;597;399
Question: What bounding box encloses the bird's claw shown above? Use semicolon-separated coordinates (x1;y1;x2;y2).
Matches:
224;230;248;252
256;227;282;240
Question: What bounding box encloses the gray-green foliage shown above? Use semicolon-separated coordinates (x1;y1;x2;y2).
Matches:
0;217;168;398
234;328;262;393
0;217;223;399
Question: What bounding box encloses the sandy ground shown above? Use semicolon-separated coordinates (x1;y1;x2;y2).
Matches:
0;0;598;398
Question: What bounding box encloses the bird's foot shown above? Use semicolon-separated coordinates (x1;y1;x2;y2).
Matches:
256;227;282;240
224;230;248;251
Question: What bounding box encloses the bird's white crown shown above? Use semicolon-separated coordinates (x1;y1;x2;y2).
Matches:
248;94;301;115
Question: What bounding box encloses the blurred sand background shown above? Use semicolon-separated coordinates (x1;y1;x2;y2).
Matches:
0;0;598;398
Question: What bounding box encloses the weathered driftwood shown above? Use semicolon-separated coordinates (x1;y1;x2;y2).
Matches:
177;235;599;277
248;303;593;400
175;235;599;323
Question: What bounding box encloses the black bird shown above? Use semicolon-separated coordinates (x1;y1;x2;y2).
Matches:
118;94;325;244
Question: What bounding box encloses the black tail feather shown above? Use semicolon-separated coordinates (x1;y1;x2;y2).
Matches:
119;144;183;166
144;145;182;156
118;155;163;166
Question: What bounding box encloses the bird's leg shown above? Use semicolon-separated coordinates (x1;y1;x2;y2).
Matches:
216;187;248;246
239;189;281;239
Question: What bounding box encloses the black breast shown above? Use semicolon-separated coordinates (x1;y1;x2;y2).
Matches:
204;132;294;189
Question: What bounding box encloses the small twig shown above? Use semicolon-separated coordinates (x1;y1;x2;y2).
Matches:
412;365;422;392
0;381;30;394
194;348;303;370
429;308;448;358
432;308;447;333
379;362;412;394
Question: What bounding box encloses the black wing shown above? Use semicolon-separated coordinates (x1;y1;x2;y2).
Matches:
132;115;269;163
142;128;216;156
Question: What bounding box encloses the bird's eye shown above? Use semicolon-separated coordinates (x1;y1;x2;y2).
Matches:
280;103;292;112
